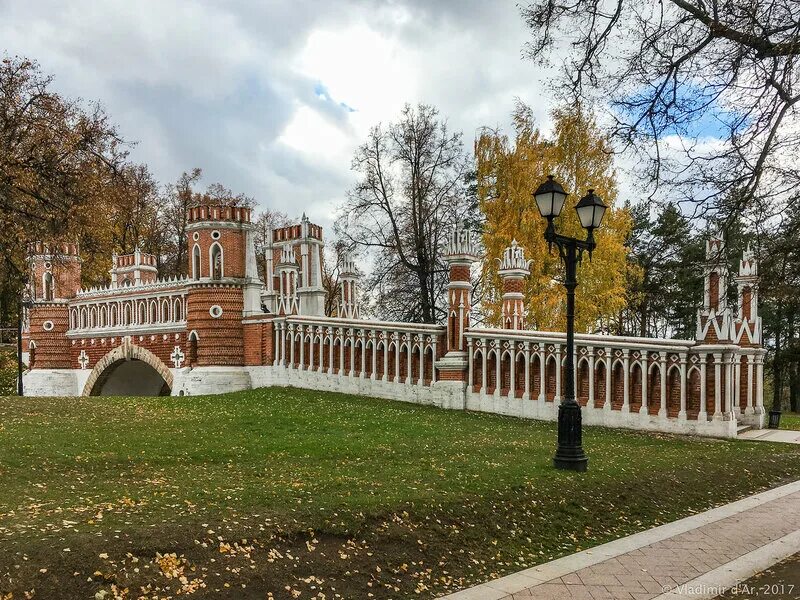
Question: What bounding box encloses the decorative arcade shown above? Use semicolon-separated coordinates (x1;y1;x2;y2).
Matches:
22;206;765;438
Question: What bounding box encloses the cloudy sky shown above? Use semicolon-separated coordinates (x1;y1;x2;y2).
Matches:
2;0;567;228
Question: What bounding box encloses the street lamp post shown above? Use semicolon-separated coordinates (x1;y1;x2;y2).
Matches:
17;290;33;396
533;175;608;472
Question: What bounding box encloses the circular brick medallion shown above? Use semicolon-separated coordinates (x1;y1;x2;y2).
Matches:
209;305;223;318
42;320;54;331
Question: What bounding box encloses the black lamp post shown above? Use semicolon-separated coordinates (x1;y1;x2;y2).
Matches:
533;175;608;472
17;290;33;396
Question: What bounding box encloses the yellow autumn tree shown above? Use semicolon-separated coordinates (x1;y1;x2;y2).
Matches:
476;102;634;333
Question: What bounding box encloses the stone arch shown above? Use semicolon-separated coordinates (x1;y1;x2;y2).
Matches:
81;337;173;396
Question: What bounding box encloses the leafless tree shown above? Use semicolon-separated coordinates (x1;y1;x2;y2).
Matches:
521;0;800;220
335;104;477;324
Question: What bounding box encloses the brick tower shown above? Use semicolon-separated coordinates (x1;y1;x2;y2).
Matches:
26;242;82;369
497;240;531;329
338;250;360;319
433;222;480;407
733;244;761;346
696;231;733;343
185;205;260;367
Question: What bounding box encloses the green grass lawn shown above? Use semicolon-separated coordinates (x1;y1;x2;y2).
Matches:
780;412;800;431
2;389;800;599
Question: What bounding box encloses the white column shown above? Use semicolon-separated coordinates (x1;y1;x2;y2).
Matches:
371;336;378;381
755;355;764;414
406;339;413;384
494;342;501;399
383;332;389;381
622;350;630;413
509;350;516;399
659;352;667;418
394;338;400;383
289;325;296;368
588;352;595;408
468;339;474;390
604;348;612;410
538;346;546;403
745;355;754;415
319;331;325;373
481;345;488;394
418;341;424;386
339;332;346;377
724;353;733;417
697;354;707;420
554;345;562;402
733;356;741;414
350;333;356;378
309;328;315;371
713;353;723;419
639;357;649;415
523;343;531;401
679;353;687;420
431;337;438;384
328;331;334;375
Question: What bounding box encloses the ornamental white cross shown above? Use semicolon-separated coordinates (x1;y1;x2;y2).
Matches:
171;346;185;368
78;350;89;370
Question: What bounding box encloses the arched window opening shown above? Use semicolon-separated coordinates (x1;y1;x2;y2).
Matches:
210;243;223;280
189;331;199;366
43;272;54;301
192;244;201;280
174;299;183;322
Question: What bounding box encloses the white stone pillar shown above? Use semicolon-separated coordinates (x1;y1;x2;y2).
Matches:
481;344;488;395
538;346;546;403
406;339;413;385
679;353;687;420
604;348;612;410
588;352;595;409
639;357;649;416
509;350;516;400
289;324;296;368
622;350;630;413
724;353;733;417
713;353;723;420
523;343;531;400
659;352;667;418
418;341;424;387
734;355;742;415
699;354;707;421
494;341;501;399
745;355;754;415
755;355;764;414
468;339;474;390
554;345;562;402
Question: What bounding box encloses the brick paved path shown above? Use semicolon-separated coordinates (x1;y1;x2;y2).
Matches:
442;481;800;600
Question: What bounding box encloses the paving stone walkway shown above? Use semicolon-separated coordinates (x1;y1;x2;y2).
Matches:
441;480;800;600
738;429;800;444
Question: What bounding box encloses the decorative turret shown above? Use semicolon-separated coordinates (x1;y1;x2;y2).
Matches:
338;250;360;319
497;240;531;330
262;213;325;316
110;246;158;287
276;244;300;316
733;244;761;346
696;230;733;343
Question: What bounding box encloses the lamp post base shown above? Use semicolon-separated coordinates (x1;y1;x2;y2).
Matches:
553;400;588;472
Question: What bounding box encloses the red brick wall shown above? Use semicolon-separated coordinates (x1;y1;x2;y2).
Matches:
188;228;247;279
187;285;244;365
28;304;71;368
68;332;186;371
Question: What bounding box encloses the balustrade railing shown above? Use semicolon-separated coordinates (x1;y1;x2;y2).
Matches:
275;315;446;386
465;328;765;421
68;288;188;334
